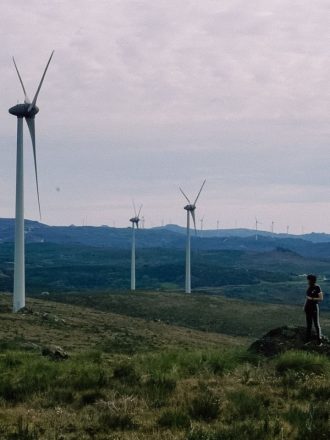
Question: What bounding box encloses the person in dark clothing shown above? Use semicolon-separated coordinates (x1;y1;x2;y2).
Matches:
304;274;323;345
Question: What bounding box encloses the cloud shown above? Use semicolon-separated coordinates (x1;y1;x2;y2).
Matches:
0;0;329;232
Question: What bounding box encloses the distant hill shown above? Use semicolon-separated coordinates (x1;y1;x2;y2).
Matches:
2;218;330;259
161;224;330;242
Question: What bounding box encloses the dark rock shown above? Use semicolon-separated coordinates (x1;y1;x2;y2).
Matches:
249;326;330;357
41;312;66;324
17;306;33;314
42;345;69;361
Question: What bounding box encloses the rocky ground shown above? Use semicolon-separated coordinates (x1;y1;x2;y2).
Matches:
249;325;330;357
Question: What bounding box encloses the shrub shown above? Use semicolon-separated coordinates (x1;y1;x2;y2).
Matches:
63;363;109;390
0;355;58;402
299;383;330;401
113;363;139;384
157;408;190;428
80;390;106;406
275;351;329;376
285;405;308;425
141;348;259;379
227;390;269;419
287;403;330;440
0;351;110;403
187;420;283;440
6;417;38;440
98;408;136;430
186;427;212;440
188;388;220;421
51;388;75;405
143;375;176;407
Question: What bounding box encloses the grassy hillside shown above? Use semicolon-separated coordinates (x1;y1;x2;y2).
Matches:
48;290;330;338
0;293;329;439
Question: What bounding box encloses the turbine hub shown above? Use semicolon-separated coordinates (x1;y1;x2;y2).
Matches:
9;103;39;118
130;217;140;224
184;204;196;211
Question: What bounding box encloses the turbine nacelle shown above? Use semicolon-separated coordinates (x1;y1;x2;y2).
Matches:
180;180;206;234
130;202;143;228
130;217;140;226
9;103;39;118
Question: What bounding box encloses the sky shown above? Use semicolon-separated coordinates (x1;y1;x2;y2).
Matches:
0;0;330;233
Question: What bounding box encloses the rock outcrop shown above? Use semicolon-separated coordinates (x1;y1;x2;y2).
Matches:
41;345;69;361
249;326;330;357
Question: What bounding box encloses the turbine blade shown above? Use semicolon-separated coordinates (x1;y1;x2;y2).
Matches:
190;210;197;234
12;57;30;103
132;199;137;217
138;204;143;218
25;117;41;219
179;187;191;204
194;179;206;205
28;50;54;111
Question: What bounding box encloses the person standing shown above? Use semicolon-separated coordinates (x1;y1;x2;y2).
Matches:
304;274;323;345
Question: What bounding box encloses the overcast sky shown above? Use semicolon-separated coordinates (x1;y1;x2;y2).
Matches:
0;0;330;233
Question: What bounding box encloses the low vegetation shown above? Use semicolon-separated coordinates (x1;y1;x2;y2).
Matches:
0;294;329;439
0;344;329;439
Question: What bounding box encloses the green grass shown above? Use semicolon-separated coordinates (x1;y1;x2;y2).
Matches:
157;408;190;429
188;387;220;421
0;294;329;439
46;290;330;337
138;348;259;379
0;351;110;403
275;351;330;376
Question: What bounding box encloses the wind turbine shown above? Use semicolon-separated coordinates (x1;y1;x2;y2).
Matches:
271;221;275;234
9;51;54;312
217;219;220;236
255;217;261;241
199;216;205;237
180;180;206;293
130;202;142;291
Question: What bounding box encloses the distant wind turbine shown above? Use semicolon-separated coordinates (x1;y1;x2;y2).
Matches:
199;216;205;237
130;202;142;291
286;225;290;235
271;221;275;234
255;217;261;241
9;51;54;312
217;219;220;236
180;180;206;293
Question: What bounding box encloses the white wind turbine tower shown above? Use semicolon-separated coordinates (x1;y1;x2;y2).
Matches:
180;180;206;294
199;216;205;237
255;217;261;241
130;202;142;291
9;51;54;312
